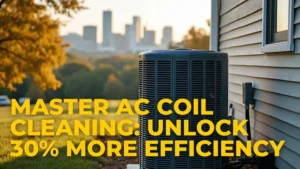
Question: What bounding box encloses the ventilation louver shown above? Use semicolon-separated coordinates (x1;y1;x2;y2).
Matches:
139;49;228;169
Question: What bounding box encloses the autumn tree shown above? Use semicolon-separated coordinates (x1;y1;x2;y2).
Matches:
183;26;210;50
0;0;85;90
103;74;125;99
168;42;185;49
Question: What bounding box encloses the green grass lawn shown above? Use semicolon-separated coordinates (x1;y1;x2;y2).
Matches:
0;100;138;169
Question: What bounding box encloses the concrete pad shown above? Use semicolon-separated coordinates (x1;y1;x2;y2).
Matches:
127;164;140;169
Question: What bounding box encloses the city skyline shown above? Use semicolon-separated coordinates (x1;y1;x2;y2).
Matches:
63;11;174;53
59;0;211;43
64;12;171;46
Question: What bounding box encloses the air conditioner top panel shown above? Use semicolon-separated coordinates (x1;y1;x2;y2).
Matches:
139;49;228;60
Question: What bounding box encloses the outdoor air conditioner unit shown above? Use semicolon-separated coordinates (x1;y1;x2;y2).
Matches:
138;49;228;169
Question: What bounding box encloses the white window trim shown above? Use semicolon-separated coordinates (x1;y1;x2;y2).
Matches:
262;0;295;53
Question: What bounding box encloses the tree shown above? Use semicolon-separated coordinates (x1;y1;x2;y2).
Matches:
183;26;210;50
95;55;138;70
94;64;118;80
206;20;211;27
120;65;138;99
103;74;125;99
10;77;31;99
64;71;105;98
0;0;85;91
26;83;45;100
59;62;92;77
168;41;185;49
45;72;66;101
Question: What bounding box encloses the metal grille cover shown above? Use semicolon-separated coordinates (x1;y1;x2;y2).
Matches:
139;49;228;169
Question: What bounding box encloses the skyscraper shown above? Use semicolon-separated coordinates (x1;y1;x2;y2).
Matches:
83;26;97;52
125;24;135;51
142;26;156;46
133;16;141;44
112;33;127;52
161;26;173;48
103;10;112;47
83;26;97;42
63;33;84;51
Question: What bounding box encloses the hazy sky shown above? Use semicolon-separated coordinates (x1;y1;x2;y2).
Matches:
59;0;211;43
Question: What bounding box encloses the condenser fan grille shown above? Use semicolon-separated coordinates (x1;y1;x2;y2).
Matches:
139;51;228;169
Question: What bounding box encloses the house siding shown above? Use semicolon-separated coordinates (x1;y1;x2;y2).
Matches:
218;0;300;168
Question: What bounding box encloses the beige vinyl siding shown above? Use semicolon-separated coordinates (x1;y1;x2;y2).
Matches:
218;0;300;168
220;0;247;15
220;10;262;34
220;0;261;27
220;21;262;42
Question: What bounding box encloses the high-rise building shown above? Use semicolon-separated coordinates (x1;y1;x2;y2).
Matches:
83;26;97;42
142;27;156;46
112;33;127;52
63;33;84;51
161;26;173;48
103;10;112;47
133;16;141;44
83;26;97;52
125;24;135;51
